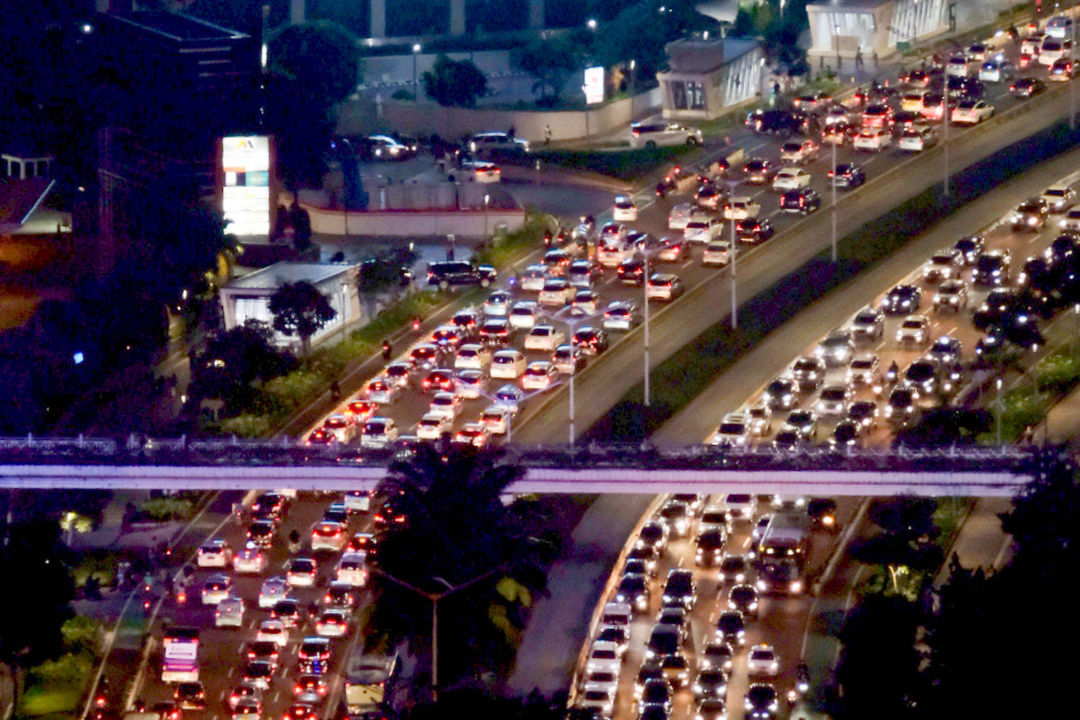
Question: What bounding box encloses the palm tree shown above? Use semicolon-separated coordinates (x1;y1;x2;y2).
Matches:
368;445;549;690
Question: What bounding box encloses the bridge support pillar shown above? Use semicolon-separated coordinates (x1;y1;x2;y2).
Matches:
528;0;545;29
290;0;305;24
371;0;386;38
450;0;466;36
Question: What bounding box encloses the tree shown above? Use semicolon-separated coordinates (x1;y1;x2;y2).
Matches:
191;321;296;409
421;55;488;107
511;36;584;106
894;408;991;446
369;446;550;688
268;281;337;357
589;0;714;81
848;496;942;596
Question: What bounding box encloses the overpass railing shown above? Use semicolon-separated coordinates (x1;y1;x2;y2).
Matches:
0;434;1043;474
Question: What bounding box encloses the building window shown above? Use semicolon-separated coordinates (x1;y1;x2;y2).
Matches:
686;80;705;109
670;81;688;110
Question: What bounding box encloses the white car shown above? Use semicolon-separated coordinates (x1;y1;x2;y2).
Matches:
480;404;513;435
365;379;397;405
1061;206;1080;231
336;552;368;587
491;349;527;378
258;576;289;609
578;685;616;718
746;644;780;677
522;361;558;390
772;167;811;191
552;344;585;374
853;128;891;152
602;301;638;331
815;384;853;416
1042;185;1076;213
684;217;721;244
712;413;751;447
585;640;623;675
255;619;289;648
360;417;398;448
321;413;355;443
722;493;757;523
459;157;500;183
847;353;881;386
779;139;819;163
233;544;268;574
454;343;491;370
455;368;487;399
311;521;347;552
613;195;638;222
572;289;599;314
746;403;772;436
520;265;548;292
668;202;694;230
231;699;261;720
483;290;512;316
900;89;928;112
315;609;350;638
978;59;1011;82
197;539;232;568
951;99;994;125
898;125;938;152
945;55;970;77
428;391;463;420
538;277;573;307
286;557;318;587
343;490;371;514
723;196;760;220
508;301;539;331
702;240;731;267
596;240;627;268
646;273;683;301
524;325;565;352
215;596;245;628
416;412;453;441
201;574;231;606
897;316;931;345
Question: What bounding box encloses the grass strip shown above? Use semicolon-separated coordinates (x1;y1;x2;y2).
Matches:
583;119;1080;442
502;146;692;182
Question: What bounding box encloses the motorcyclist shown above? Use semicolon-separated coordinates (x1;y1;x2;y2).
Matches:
886;360;899;384
381;340;393;360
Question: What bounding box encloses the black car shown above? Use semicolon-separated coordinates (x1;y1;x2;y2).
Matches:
694;529;726;567
426;261;497;290
744;683;779;720
693;669;729;700
701;641;735;672
1047;234;1078;266
763;377;797;410
780;188;821;214
645;627;682;660
716;610;746;646
952;235;985;265
791;356;827;392
617;256;647;285
639;678;673;713
247;519;276;548
1011;77;1046;98
662;569;696;610
834;419;863;446
829;163;866;189
748;109;805;137
614;573;650;612
736;217;775;242
882;284;921;315
728;584;760;617
1011;198;1049;231
808;498;839;532
973;249;1011;286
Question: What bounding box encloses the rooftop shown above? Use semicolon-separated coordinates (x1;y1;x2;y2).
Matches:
0;178;53;236
664;38;760;74
225;262;356;291
106;11;247;42
807;0;892;10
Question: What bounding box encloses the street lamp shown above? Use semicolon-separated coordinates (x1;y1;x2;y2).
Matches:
587;18;597;30
995;377;1004;445
412;43;422;99
543;306;603;447
943;82;951;198
638;244;662;406
830;138;838;262
723;178;742;330
475;383;559;444
484;193;490;238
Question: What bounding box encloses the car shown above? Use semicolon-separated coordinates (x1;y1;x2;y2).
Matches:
1042;185;1076;213
457;369;490;401
850;306;884;342
247;518;278;548
638;676;672;712
701;240;732;267
1061;207;1080;234
744;683;779;720
215;595;245;628
292;675;327;706
904;358;943;396
848;400;879;431
428;391;462;420
453;343;492;371
427;260;496;289
175;682;207;710
821;120;855;145
951;98;994;124
645;273;683;301
431;324;466;351
333;552;368;588
793;90;830;111
282;703;319;720
660;652;693;688
1010;77;1045;98
900;89;928;112
297;636;331;672
656;236;688;263
694;182;726;210
973;248;1011;286
737;217;775;242
232;543;267;574
747;108;804;136
630;121;703;149
578;685;615;717
489;349;526;380
693;667;728;701
201;573;231;606
723;493;756;523
694;698;727;720
245;639;280;669
853;127;892;151
718;552;749;584
522;361;558;390
762;376;797;410
194;538;235;573
567;259;602;288
452;422;490;448
482;291;512;318
712;413;751;447
885;386;920;426
780;188;821;215
830;419;862;448
882;284;921;315
661;569;696;610
952;235;985;265
792;356;827;392
241;660;274;691
780;138;819;163
929;335;963;365
771;166;811;192
815;384;853;416
286;557;317;587
694;527;727;567
922;249;960;283
506;302;539;333
722;196;761;220
573;326;609;356
524;325;565;352
617;256;647;285
784;409;818;440
684;217;723;244
305;428;335;446
253;575;288;609
860;103;892;127
612;194;638;222
638;520;669;552
898;124;938;152
314;609;350;638
468;131;529;155
365;378;397;405
228;683;263;712
815;330;854;367
307;520;345;553
977;58;1011;83
551;343;586;375
828;163;866;189
614;572;650;612
585;640;623;675
933;279;968;313
255;618;289;648
538;277;573;306
360;416;398;448
668;202;694;230
415;412;452;441
715;610;746;646
603;301;638;331
231;698;261;720
897;316;931;345
847;353;880;387
1012;198;1049;231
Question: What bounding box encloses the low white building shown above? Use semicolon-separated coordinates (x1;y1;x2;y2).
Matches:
657;38;766;120
219;262;361;349
806;0;949;60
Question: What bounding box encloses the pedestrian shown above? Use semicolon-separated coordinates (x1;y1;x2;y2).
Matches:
873;49;878;68
330;381;341;402
544;124;552;145
508;124;516;137
855;47;863;68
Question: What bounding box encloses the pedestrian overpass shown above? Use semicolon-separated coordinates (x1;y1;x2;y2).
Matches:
0;436;1043;496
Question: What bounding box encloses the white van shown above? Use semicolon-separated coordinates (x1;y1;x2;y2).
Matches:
629;121;704;149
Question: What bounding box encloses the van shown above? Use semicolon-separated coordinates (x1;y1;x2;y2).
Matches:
1046;15;1074;39
629;122;704;149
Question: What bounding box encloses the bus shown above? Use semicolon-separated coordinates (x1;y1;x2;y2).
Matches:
755;513;810;595
161;627;199;683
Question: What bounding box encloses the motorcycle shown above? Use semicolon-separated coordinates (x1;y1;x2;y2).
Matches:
655;181;668;199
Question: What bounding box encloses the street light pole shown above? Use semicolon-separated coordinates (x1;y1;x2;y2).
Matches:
1071;16;1076;129
484;193;490;238
643;249;651;406
831;139;838;262
412;43;422;99
724;179;741;329
995;377;1003;445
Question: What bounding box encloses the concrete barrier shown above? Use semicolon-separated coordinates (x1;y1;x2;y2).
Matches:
301;202;525;238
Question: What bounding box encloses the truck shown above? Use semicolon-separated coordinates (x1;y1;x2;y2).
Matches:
755;513;810;595
343;649;398;720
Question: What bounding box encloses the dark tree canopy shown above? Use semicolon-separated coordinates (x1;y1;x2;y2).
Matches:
511;36;585;105
268;281;337;356
191;320;296;408
422;55;488;107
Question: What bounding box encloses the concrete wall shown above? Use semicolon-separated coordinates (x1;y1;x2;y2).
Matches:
337;87;664;143
301;203;526;239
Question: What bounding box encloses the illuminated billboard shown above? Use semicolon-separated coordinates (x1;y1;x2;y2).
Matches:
221;135;271;236
582;66;605;105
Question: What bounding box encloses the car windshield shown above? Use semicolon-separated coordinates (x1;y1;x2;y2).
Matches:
821;388;846;401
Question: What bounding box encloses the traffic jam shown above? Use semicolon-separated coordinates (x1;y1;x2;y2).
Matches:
302;21;1076;452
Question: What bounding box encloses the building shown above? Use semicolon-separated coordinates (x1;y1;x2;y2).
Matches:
657;38;765;120
806;0;949;61
218;262;361;349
